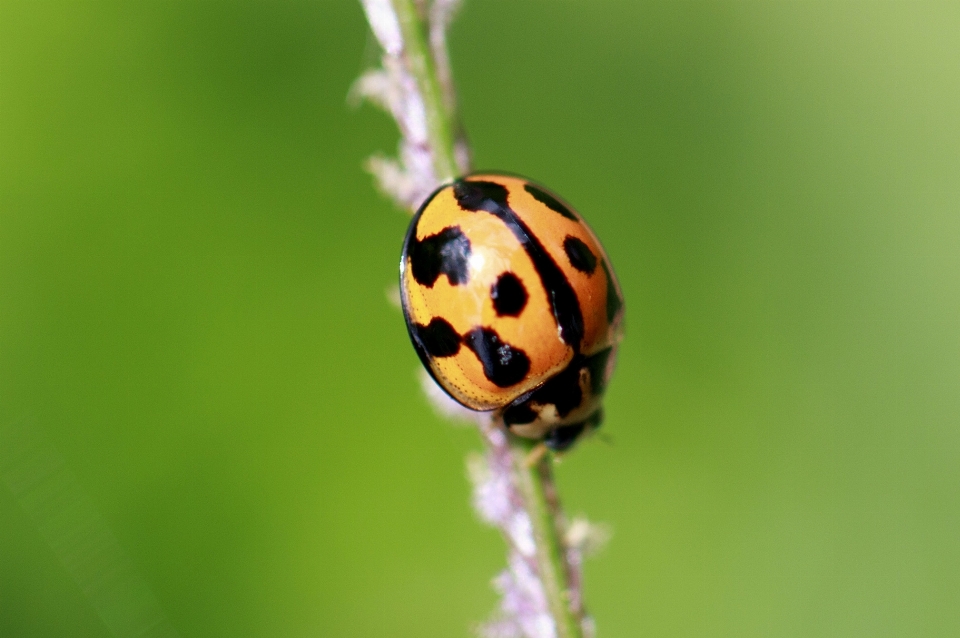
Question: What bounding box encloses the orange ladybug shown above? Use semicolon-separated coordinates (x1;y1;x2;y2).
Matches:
400;173;624;450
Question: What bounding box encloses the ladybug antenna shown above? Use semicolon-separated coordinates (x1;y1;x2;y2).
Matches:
595;431;615;447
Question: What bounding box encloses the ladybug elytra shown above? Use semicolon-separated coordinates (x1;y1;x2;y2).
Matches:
400;173;624;451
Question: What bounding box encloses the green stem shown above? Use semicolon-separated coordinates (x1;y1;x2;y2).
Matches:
390;0;461;181
509;436;584;638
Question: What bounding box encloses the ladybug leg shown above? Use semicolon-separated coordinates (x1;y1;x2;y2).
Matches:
523;442;550;468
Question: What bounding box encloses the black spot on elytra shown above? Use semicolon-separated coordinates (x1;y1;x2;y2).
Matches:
453;180;509;212
415;318;461;357
463;327;530;387
454;180;584;350
563;236;597;274
600;259;623;323
524;183;578;221
409;226;472;287
491;272;528;317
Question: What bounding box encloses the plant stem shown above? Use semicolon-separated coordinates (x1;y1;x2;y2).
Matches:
391;0;461;181
357;2;590;634
509;436;584;638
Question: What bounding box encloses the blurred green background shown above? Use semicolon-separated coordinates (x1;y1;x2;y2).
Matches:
3;1;960;636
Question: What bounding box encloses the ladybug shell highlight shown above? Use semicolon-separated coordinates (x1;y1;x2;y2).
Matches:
400;173;624;449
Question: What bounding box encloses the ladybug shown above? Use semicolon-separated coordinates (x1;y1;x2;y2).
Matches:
400;173;624;451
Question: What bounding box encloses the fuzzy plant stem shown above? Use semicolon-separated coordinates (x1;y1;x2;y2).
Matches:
389;0;459;181
355;2;592;636
508;437;584;638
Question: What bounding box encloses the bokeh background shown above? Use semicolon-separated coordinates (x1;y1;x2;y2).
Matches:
3;1;960;636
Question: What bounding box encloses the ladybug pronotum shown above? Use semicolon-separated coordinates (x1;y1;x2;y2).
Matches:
400;173;624;451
